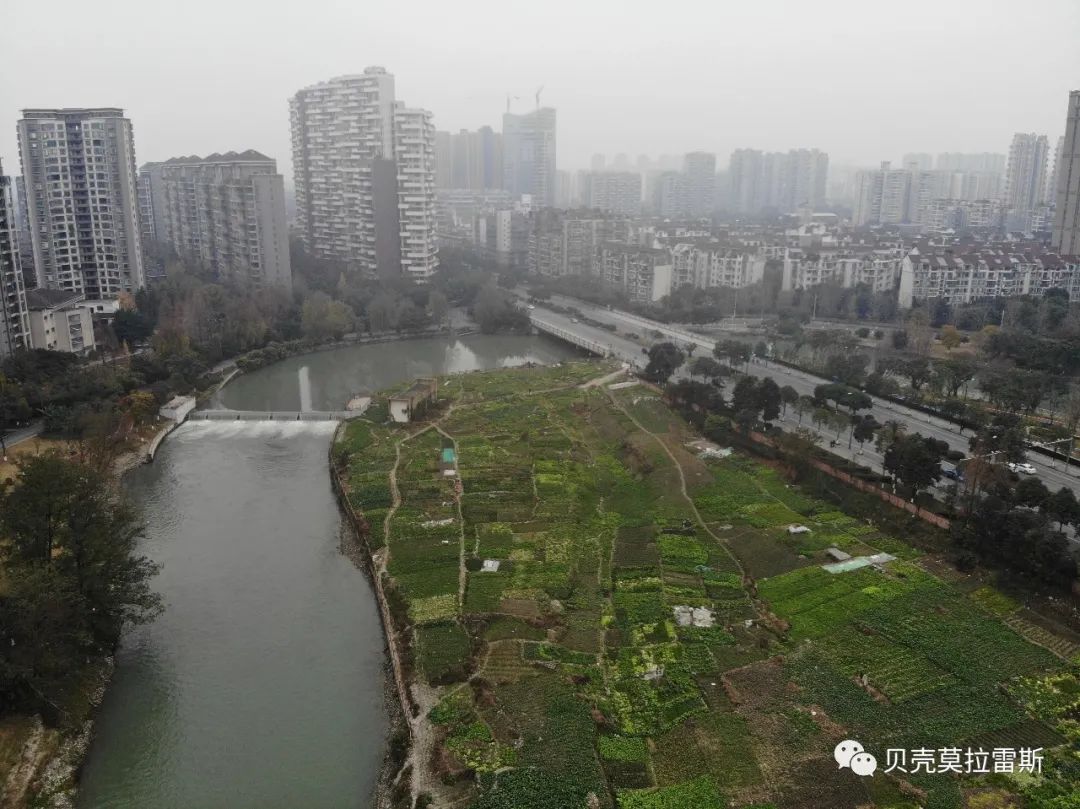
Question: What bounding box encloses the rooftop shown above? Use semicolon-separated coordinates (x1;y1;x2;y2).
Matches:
25;288;84;311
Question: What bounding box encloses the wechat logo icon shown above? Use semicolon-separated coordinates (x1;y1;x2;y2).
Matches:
834;740;877;776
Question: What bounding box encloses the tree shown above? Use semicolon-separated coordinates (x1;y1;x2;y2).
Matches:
301;292;354;339
1044;487;1080;533
731;376;760;417
794;394;815;425
428;290;449;325
939;325;962;351
367;290;400;333
780;385;799;416
757;377;782;423
883;434;949;499
734;408;759;434
824;353;869;386
0;453;162;713
119;390;158;427
900;357;933;392
851;414;879;451
473;284;528;334
1014;477;1050;509
875;419;907;474
644;342;685;384
936;357;977;399
689;356;723;381
112;308;155;345
713;339;750;372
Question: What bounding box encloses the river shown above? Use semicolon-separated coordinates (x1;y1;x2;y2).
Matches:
77;333;576;809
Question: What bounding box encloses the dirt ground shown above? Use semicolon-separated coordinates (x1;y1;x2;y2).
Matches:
0;436;76;482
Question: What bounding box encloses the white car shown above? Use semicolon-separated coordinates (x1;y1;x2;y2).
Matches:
527;304;536;310
1008;461;1037;475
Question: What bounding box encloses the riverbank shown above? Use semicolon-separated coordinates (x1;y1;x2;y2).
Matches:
10;331;574;808
0;416;182;808
329;443;410;809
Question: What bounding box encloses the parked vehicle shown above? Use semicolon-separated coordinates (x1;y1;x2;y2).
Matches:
1008;461;1037;475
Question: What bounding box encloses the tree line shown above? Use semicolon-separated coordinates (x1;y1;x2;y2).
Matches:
647;339;1078;592
0;454;161;719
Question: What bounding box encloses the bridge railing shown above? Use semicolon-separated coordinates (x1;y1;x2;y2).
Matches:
530;317;613;357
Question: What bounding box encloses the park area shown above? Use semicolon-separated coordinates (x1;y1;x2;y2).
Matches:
335;359;1080;809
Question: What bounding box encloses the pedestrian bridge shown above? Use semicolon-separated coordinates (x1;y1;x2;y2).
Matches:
188;410;361;422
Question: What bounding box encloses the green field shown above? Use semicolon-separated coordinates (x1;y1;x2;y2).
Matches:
336;362;1080;809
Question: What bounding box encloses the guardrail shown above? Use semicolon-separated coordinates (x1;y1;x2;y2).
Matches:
530;317;614;357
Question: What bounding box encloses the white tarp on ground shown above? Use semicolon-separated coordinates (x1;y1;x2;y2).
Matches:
481;559;501;573
822;552;895;574
673;605;715;627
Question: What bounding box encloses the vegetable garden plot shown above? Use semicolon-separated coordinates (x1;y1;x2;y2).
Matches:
617;776;725;809
727;528;812;580
337;362;1080;809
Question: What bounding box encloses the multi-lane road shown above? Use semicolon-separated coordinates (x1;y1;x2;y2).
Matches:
522;292;1080;498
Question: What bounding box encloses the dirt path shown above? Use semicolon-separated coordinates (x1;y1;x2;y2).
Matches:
433;423;468;609
580;364;628;389
605;390;747;580
382;412;475;807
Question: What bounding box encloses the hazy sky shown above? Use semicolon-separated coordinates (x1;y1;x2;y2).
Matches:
2;0;1078;182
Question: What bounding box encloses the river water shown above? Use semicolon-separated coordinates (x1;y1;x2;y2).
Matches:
77;334;575;809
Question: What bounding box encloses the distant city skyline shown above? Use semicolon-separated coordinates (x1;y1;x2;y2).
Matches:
2;0;1076;184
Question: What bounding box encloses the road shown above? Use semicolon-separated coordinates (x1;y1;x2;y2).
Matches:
1;421;44;454
523;293;1080;498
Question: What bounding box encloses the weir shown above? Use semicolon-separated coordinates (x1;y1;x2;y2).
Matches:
188;410;360;421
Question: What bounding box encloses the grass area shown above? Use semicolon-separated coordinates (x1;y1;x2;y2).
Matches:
336;359;1079;809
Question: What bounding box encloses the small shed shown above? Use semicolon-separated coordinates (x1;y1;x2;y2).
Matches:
160;395;196;422
388;377;438;423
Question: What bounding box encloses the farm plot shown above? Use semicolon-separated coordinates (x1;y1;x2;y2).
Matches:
337;360;1076;809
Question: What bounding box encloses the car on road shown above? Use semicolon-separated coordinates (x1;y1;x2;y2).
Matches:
571;318;579;323
1008;461;1037;475
941;466;965;482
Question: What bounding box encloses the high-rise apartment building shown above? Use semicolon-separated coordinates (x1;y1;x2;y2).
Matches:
727;148;829;214
1004;133;1050;212
902;153;934;171
393;106;439;279
580;171;641;216
683;152;717;218
290;68;438;279
502;108;556;207
147;151;292;287
784;149;829;211
647;171;688;219
17;108;145;298
728;149;764;214
528;209;629;277
434;131;453;189
936;153;1006;174
436;126;502;191
1053;91;1080;255
13;177;34;286
1;162;30;359
853;162;913;226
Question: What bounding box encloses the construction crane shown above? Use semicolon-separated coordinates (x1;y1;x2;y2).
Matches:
505;94;520;113
535;85;544;109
